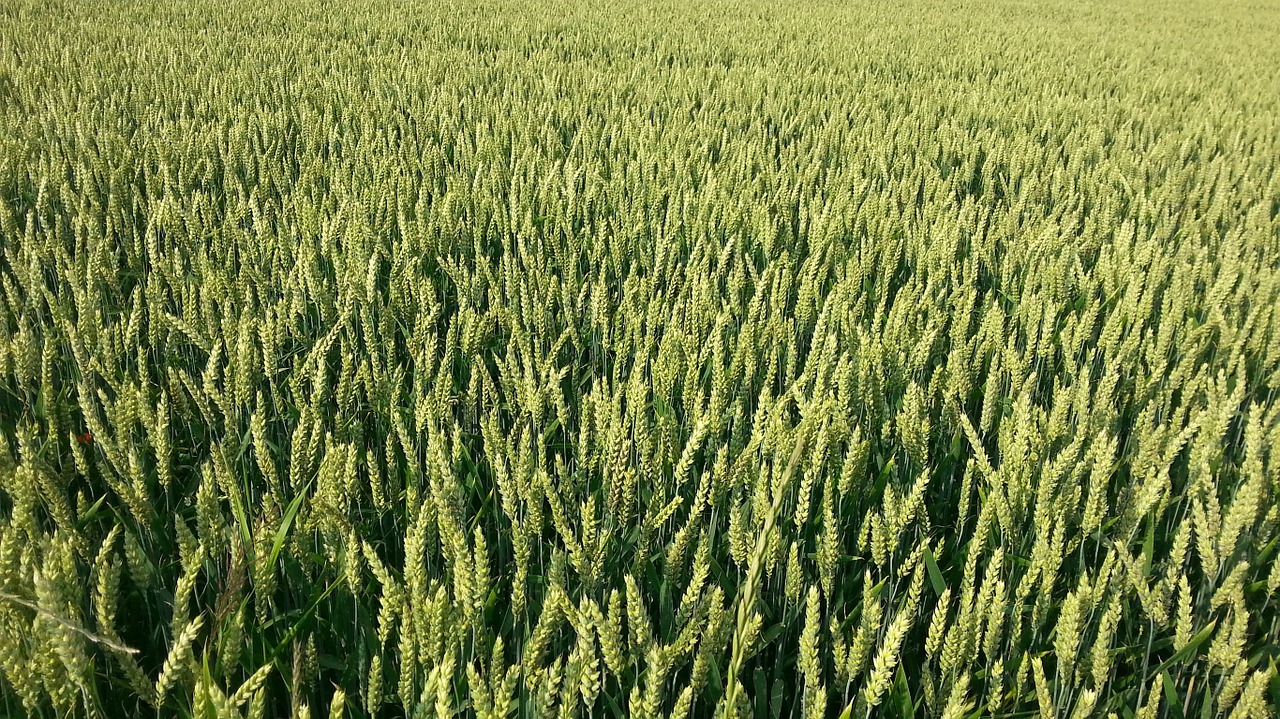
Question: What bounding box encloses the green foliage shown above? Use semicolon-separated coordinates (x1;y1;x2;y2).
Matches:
1;0;1279;717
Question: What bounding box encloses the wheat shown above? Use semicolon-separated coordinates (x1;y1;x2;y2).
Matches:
0;0;1277;716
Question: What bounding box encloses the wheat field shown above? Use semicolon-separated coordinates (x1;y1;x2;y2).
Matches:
1;0;1279;717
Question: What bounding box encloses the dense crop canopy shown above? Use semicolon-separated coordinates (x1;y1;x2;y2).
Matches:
1;0;1279;717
